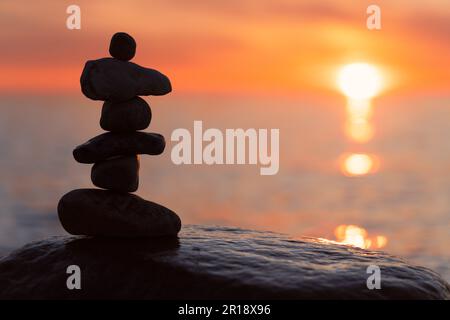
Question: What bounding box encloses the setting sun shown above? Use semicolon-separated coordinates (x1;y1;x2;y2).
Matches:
338;63;382;100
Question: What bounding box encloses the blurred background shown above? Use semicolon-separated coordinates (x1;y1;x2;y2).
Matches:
0;0;449;281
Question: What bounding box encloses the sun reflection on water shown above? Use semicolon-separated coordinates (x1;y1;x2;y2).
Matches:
344;99;374;143
337;63;382;177
341;153;378;176
334;224;388;250
331;65;387;250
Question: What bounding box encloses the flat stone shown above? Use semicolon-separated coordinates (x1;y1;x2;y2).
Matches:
73;132;165;164
80;58;171;102
0;225;448;299
57;189;181;237
100;97;151;132
91;155;139;192
109;32;136;61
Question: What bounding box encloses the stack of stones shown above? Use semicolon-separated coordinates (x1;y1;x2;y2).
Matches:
57;32;181;238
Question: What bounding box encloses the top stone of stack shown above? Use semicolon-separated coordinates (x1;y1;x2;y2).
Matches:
80;32;171;102
109;32;136;61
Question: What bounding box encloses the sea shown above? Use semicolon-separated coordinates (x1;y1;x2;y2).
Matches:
0;92;448;282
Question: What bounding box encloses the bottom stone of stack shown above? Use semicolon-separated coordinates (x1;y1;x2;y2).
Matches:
57;189;181;237
91;155;139;192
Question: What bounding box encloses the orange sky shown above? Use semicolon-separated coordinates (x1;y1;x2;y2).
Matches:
0;0;449;97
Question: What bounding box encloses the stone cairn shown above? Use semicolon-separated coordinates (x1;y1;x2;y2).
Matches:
57;32;181;238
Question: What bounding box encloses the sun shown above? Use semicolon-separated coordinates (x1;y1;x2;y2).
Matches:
338;63;382;100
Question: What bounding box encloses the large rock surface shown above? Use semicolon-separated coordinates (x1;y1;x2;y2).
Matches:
0;225;448;300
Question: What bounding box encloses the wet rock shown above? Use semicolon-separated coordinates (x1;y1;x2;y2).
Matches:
57;189;181;237
109;32;136;61
80;58;171;101
73;132;165;164
91;155;139;192
100;97;151;132
0;225;448;299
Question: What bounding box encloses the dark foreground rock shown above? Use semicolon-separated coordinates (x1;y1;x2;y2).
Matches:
73;132;165;163
100;97;151;132
58;189;181;237
109;32;136;61
80;58;171;101
91;155;140;192
0;225;448;300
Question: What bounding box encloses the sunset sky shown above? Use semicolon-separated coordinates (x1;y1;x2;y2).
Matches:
1;1;450;281
1;0;449;97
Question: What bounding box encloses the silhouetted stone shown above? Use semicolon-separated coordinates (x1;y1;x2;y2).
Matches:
91;155;139;192
80;58;171;101
57;189;181;237
0;225;448;299
73;132;165;164
100;97;151;132
109;32;136;61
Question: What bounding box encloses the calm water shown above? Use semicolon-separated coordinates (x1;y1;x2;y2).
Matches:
0;93;449;282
